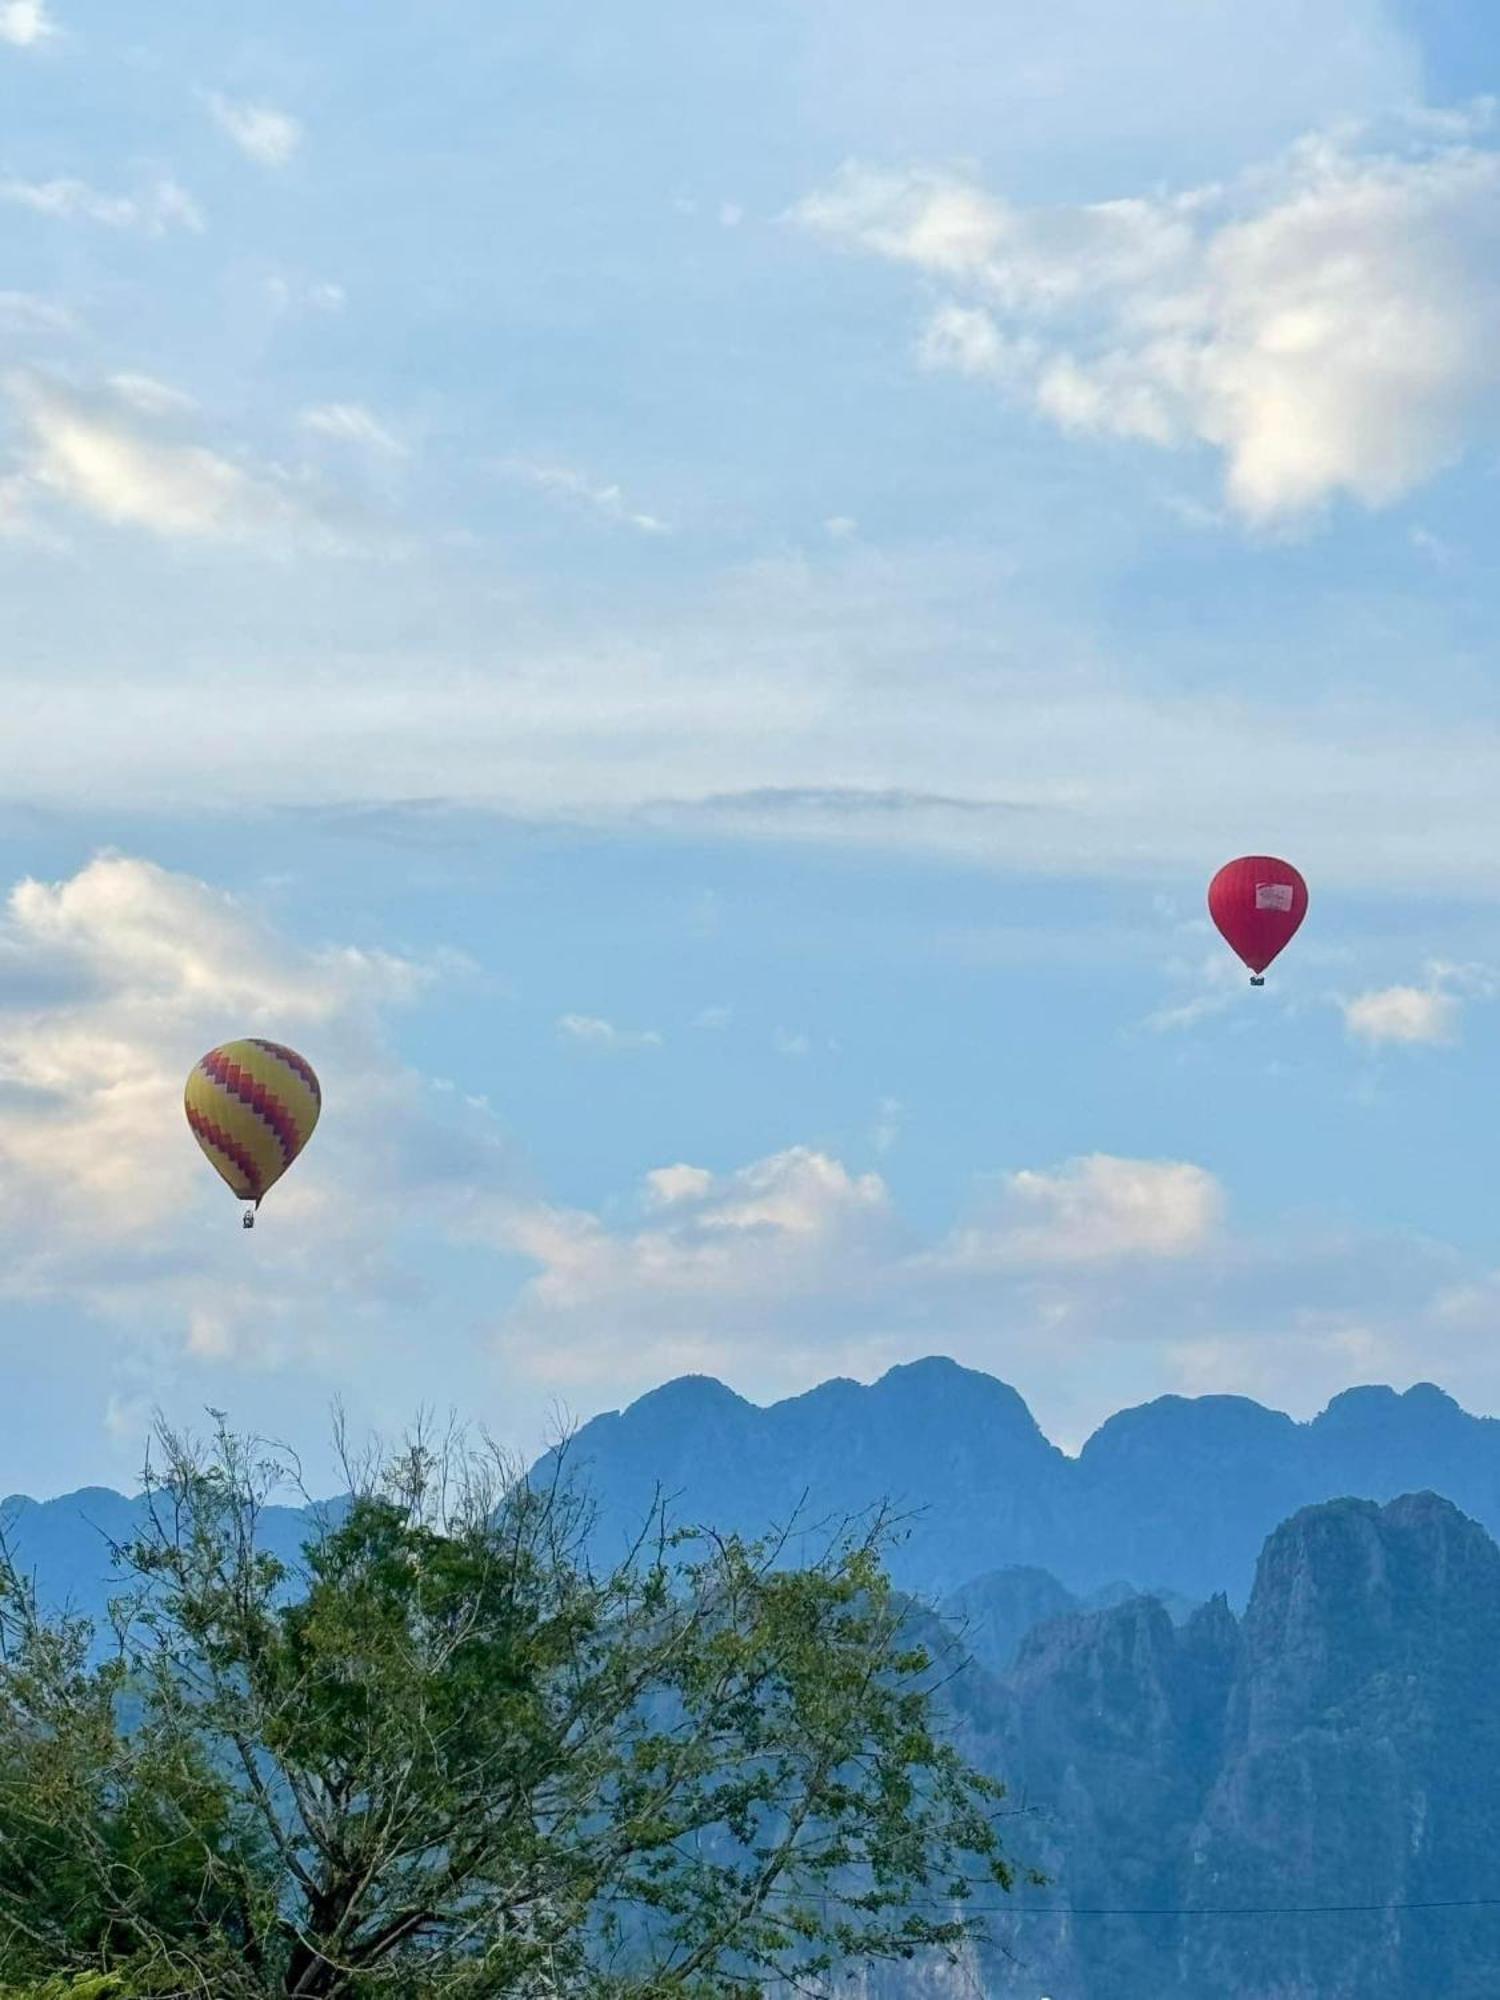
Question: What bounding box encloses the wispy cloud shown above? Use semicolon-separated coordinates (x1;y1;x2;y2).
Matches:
555;1013;664;1051
300;403;405;456
795;115;1500;522
266;275;345;316
0;176;203;234
872;1097;901;1155
203;91;302;168
0;292;74;334
3;373;390;550
7;374;296;540
107;373;198;417
504;459;671;534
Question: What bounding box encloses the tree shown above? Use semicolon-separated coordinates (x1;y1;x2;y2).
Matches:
0;1415;1027;1997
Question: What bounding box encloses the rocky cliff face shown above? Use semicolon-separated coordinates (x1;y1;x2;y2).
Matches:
949;1492;1500;2000
1174;1493;1500;2000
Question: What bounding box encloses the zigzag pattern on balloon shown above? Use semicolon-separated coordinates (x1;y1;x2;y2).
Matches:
200;1049;303;1165
247;1037;322;1104
185;1105;265;1202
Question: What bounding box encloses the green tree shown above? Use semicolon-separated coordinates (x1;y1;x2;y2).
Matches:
0;1416;1025;1997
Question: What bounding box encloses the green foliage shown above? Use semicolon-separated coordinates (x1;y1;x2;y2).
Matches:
0;1975;164;1998
0;1415;1023;1997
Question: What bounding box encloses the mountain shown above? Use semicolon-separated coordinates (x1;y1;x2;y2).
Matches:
11;1359;1500;1625
0;1483;322;1629
938;1564;1198;1675
552;1361;1071;1595
534;1357;1500;1603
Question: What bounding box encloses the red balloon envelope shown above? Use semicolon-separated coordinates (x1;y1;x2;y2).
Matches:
1208;856;1308;982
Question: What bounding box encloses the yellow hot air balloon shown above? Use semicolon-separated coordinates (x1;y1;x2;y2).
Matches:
185;1039;321;1228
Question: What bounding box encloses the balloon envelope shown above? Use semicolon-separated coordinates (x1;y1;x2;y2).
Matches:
1208;856;1308;975
185;1039;321;1205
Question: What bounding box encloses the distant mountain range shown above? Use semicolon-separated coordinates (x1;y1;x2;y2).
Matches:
9;1354;1500;1620
530;1355;1500;1604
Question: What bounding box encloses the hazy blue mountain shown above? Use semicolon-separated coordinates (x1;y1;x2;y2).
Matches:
0;1483;325;1632
552;1360;1072;1596
535;1357;1500;1603
10;1358;1500;1629
938;1565;1198;1675
938;1564;1078;1674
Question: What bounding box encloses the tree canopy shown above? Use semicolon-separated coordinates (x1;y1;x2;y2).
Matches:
0;1415;1027;1997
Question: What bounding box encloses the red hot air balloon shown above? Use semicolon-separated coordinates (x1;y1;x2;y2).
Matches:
1208;856;1308;985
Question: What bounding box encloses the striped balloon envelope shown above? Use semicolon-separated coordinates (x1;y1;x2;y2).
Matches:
185;1039;321;1218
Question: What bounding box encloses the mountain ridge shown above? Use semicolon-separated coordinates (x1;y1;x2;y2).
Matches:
9;1357;1497;1615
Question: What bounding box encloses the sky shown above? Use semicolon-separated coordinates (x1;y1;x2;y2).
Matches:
2;0;1500;1496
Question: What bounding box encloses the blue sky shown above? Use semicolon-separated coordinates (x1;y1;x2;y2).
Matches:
2;0;1500;1495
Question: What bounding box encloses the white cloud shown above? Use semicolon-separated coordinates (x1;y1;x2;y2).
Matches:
0;177;203;235
2;374;384;549
204;92;303;168
556;1013;663;1051
942;1154;1225;1268
475;1145;1227;1410
1341;959;1497;1046
1344;983;1459;1045
644;1164;716;1206
7;375;292;539
485;1147;899;1388
300;403;405;455
796;120;1500;520
504;459;671;534
773;1028;812;1058
0;1;55;47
